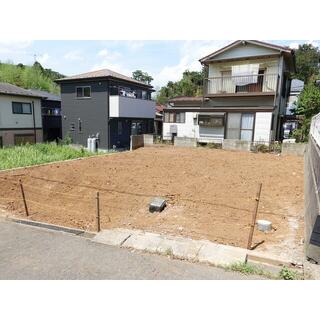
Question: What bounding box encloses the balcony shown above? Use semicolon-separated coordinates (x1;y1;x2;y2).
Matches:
109;95;155;119
204;73;278;97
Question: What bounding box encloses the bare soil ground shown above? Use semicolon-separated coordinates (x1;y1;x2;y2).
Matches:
0;146;304;259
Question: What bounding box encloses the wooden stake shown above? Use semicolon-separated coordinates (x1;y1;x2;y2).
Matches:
19;179;29;217
247;183;262;251
96;191;101;232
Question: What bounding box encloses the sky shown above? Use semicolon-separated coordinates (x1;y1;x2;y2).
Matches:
0;40;319;90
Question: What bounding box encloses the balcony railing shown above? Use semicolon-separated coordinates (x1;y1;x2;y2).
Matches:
204;73;278;96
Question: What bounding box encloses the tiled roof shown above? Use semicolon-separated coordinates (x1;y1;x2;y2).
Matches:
199;40;293;63
56;68;153;87
168;96;203;102
27;89;61;101
0;82;42;98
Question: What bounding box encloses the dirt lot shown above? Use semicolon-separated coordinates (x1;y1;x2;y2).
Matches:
0;146;304;259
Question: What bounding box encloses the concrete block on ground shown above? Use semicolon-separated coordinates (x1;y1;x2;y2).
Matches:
143;134;154;146
281;142;306;156
174;137;197;148
197;241;247;266
222;139;251;152
92;228;133;246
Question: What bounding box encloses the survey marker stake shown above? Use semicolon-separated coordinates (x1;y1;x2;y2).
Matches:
19;179;29;217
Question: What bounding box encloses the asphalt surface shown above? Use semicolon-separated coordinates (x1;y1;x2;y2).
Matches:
0;219;262;280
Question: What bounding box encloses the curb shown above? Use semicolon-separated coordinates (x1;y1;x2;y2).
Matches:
92;228;301;272
5;216;96;238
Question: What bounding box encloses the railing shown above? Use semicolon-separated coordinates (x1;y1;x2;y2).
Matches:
310;112;320;147
204;73;278;95
42;107;61;116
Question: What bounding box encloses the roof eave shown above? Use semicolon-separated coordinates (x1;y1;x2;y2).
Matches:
55;75;153;89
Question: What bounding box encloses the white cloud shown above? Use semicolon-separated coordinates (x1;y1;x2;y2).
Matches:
64;50;83;61
37;53;50;65
155;40;231;87
127;41;144;51
97;48;121;59
91;60;132;76
307;40;320;48
0;40;33;54
289;42;299;49
97;49;108;57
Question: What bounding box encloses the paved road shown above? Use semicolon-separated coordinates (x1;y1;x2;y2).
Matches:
0;219;261;280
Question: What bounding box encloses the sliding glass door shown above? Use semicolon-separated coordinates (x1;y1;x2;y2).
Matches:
227;113;254;141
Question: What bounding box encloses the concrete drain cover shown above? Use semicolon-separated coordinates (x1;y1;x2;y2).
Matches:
149;197;166;213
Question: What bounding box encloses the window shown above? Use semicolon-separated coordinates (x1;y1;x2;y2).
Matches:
12;102;32;114
198;115;224;127
227;113;254;141
240;113;254;141
70;123;75;131
78;119;82;133
142;90;147;100
76;86;91;98
164;112;185;123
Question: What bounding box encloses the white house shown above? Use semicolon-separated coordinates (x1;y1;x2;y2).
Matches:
0;83;43;147
163;40;296;144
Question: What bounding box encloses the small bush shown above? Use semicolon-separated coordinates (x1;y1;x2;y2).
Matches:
278;267;300;280
255;144;270;153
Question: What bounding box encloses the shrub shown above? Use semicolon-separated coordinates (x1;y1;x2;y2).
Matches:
278;267;300;280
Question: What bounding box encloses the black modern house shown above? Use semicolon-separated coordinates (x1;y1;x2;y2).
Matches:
56;69;155;149
29;89;62;142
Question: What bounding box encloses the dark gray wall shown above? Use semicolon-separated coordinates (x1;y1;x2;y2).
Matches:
305;137;320;263
60;80;109;149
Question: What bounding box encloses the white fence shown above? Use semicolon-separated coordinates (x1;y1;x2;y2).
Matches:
310;112;320;146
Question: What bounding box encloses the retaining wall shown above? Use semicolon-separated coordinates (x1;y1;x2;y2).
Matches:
282;142;306;156
305;136;320;263
174;137;197;148
222;139;251;152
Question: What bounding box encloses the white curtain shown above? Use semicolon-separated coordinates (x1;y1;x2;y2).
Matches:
232;64;260;85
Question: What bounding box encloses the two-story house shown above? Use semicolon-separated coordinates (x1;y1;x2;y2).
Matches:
56;69;155;150
163;40;295;144
0;83;43;147
28;89;62;142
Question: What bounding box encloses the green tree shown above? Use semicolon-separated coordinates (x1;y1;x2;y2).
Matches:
132;70;153;85
292;83;320;141
0;61;63;94
294;44;320;83
156;69;204;104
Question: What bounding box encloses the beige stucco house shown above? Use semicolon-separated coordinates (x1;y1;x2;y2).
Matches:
0;83;43;147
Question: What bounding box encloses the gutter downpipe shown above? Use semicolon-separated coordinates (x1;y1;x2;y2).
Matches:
32;101;37;143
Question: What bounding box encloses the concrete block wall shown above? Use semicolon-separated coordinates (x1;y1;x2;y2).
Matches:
174;137;197;148
305;137;320;263
130;135;144;151
143;134;154;146
282;142;306;156
222;139;251;152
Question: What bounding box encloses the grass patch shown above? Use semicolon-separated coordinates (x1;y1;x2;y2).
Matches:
0;143;95;170
225;262;303;280
226;262;272;278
